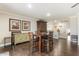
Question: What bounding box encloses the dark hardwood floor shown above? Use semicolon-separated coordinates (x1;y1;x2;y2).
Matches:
0;37;79;56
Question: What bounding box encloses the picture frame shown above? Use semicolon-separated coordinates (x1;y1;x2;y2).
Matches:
9;19;21;32
22;21;31;31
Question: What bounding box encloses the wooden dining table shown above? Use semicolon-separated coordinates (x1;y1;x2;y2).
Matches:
31;33;53;55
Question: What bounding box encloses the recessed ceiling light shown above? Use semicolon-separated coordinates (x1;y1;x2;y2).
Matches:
46;13;51;17
28;4;32;8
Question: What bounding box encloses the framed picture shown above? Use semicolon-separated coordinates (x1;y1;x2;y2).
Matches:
9;19;21;32
22;21;31;31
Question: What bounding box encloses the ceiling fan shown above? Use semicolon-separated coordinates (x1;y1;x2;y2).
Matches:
71;3;79;8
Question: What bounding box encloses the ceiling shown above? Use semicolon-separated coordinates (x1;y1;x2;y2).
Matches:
0;3;79;21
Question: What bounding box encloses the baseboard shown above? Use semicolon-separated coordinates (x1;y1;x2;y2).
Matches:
0;43;11;47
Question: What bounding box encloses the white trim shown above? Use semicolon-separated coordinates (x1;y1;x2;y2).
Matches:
0;43;11;47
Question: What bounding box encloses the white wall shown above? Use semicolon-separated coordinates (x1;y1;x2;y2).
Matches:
77;13;79;45
69;15;79;44
0;10;38;46
70;16;78;35
47;21;53;31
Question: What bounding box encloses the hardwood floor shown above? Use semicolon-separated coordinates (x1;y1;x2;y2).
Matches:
0;37;79;56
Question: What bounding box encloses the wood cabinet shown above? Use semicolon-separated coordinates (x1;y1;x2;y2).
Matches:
37;20;47;32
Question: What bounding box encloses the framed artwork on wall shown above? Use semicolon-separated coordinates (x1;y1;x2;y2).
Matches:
22;21;31;31
9;19;21;32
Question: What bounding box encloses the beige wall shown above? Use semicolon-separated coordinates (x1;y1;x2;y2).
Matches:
0;10;38;47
